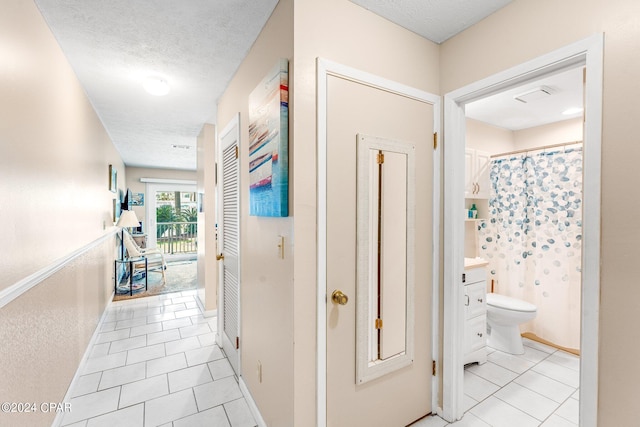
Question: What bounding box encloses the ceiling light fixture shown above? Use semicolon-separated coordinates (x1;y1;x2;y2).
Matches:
562;107;584;115
144;77;170;96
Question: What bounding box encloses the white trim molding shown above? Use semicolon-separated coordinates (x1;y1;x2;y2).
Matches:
442;34;603;425
194;295;217;318
139;177;197;185
239;377;267;427
51;291;115;427
0;229;118;309
316;57;441;427
355;134;416;385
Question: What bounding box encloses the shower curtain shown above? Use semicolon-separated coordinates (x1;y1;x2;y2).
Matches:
478;146;583;350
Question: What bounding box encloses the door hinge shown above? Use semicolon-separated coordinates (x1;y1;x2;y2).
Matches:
432;360;437;376
376;152;384;164
235;145;239;159
375;318;383;329
433;132;438;150
236;337;240;349
462;273;466;283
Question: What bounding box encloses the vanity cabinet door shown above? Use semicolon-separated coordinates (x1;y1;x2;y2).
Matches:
464;315;487;358
463;266;488;365
465;281;487;320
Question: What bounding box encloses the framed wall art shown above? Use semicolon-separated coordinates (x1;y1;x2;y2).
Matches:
131;192;144;206
248;58;289;217
112;198;121;222
109;164;117;193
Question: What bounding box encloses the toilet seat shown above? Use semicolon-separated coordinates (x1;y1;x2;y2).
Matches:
486;293;536;312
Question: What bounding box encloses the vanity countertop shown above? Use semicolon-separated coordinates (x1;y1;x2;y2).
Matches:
464;257;489;270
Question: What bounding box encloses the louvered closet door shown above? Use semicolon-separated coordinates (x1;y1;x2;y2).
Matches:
219;116;240;376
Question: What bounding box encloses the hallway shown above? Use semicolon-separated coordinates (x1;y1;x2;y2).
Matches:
59;291;256;427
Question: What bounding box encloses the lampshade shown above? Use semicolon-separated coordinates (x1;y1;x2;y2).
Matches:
116;209;140;228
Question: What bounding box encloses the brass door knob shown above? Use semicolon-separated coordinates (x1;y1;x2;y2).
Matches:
331;290;349;305
216;253;224;261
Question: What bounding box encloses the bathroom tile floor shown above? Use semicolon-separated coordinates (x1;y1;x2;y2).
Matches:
60;290;257;427
411;339;580;427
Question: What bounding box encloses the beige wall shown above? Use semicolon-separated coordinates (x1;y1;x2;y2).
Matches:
124;166;197;226
0;238;115;426
215;0;441;424
466;117;583;155
293;0;440;424
1;0;125;292
441;0;640;424
6;0;635;425
514;117;583;150
0;0;123;424
216;1;294;425
466;118;515;154
196;124;217;310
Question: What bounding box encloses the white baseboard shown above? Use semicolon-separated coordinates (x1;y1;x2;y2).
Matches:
203;309;217;318
51;290;115;427
194;292;217;318
239;376;267;427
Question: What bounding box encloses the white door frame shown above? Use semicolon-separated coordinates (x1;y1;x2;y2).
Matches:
216;113;242;376
442;34;603;424
143;179;197;251
316;57;441;427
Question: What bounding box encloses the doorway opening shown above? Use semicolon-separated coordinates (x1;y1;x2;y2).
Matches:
154;190;198;258
442;34;602;427
461;65;584;425
145;182;198;262
145;181;198;295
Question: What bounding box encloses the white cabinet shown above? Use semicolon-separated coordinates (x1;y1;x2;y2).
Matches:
463;266;487;365
465;148;491;199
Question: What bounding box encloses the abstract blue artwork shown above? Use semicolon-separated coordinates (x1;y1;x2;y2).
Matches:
248;59;289;217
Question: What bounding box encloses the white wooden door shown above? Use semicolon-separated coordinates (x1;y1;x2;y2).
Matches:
325;75;434;427
218;115;241;376
474;150;491;199
464;148;475;198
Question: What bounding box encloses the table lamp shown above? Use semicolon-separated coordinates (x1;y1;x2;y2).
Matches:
116;209;140;259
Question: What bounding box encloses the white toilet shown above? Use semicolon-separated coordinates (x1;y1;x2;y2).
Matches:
486;293;537;354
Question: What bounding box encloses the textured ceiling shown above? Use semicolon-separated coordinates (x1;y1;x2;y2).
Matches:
351;0;582;131
466;67;584;131
34;0;526;171
349;0;515;43
34;0;278;170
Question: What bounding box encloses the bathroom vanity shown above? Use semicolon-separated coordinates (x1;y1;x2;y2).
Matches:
463;258;488;365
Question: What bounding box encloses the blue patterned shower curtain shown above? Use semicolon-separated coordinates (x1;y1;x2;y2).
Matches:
478;146;583;349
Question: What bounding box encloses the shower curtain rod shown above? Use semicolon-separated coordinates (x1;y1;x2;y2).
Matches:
490;140;583;158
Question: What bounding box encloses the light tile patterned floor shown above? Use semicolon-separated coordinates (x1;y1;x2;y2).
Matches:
60;290;257;427
411;339;580;427
64;290;578;427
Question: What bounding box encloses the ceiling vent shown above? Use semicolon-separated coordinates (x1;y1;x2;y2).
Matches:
514;86;557;103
